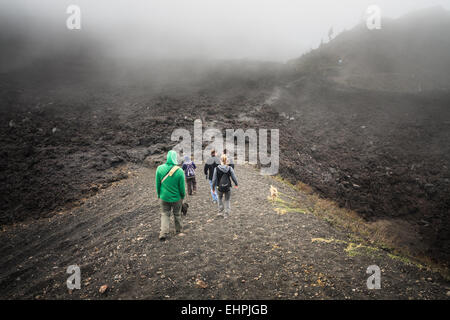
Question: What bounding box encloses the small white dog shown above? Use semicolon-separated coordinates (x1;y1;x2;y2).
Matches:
269;185;278;200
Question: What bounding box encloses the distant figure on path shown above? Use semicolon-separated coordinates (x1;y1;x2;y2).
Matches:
155;150;186;241
212;154;238;218
204;149;220;203
182;155;197;195
223;149;234;169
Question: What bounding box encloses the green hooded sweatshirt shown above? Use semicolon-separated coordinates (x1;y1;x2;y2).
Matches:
156;150;186;202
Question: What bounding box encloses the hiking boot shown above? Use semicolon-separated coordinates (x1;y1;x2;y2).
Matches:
159;236;167;241
217;212;223;217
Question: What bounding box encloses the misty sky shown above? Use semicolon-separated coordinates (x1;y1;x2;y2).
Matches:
1;0;450;62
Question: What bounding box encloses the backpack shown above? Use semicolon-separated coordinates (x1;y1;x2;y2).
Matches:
185;162;195;177
218;170;231;192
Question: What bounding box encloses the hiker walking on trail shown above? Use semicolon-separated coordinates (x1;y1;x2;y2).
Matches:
156;150;186;241
212;154;238;218
223;149;234;169
204;149;220;203
182;155;197;195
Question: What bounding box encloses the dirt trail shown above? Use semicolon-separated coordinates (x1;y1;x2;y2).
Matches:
0;163;448;299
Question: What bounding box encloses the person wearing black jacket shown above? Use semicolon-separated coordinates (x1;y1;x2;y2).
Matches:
204;149;220;203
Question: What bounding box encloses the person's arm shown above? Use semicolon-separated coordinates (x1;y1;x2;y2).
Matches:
182;163;187;171
177;169;186;200
193;162;197;170
229;167;238;186
212;168;218;191
155;168;162;198
204;162;209;178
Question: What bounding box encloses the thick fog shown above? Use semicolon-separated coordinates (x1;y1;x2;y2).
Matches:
1;0;450;64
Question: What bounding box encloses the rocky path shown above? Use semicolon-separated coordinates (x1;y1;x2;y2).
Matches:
0;164;448;299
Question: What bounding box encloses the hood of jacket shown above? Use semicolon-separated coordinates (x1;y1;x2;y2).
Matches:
166;150;178;165
217;164;230;173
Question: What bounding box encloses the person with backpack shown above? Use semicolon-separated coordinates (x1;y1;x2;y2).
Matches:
212;154;238;218
155;150;186;241
223;149;234;169
182;155;197;195
204;149;220;203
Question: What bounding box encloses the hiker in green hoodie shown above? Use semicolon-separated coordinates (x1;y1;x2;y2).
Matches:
155;150;186;241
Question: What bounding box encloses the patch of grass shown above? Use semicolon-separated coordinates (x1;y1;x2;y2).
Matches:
272;177;450;280
312;237;389;260
267;188;309;216
272;175;297;190
387;253;425;269
312;237;346;244
295;181;314;195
